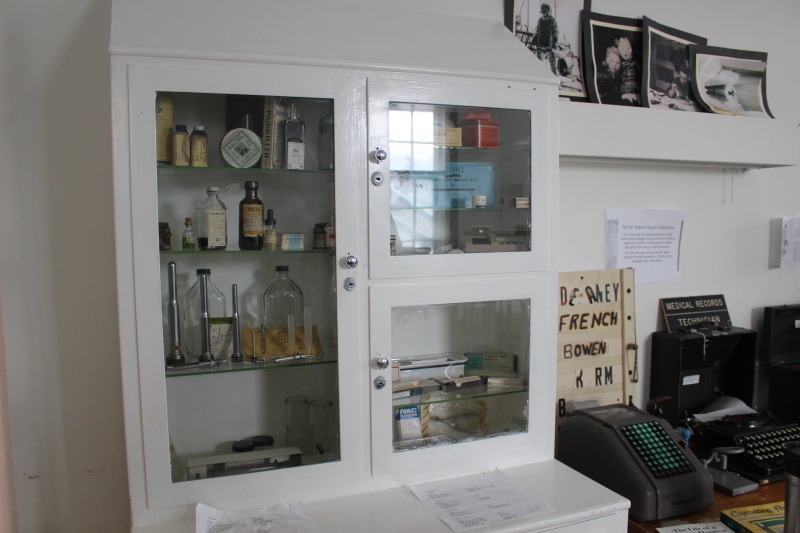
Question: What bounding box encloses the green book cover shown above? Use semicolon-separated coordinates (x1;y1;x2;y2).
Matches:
719;501;784;533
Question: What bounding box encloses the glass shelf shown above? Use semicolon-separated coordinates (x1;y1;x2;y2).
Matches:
160;249;333;255
392;385;528;409
165;353;338;378
388;206;530;212
157;164;334;177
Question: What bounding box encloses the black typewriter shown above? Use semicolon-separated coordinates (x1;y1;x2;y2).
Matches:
695;412;800;481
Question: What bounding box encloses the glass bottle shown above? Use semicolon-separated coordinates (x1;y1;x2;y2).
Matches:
155;92;174;165
238;181;264;250
263;209;277;251
171;124;190;166
262;266;304;354
197;187;227;250
190;125;208;167
318;103;334;170
313;223;327;249
284;103;305;169
159;222;172;251
181;217;196;251
184;268;226;361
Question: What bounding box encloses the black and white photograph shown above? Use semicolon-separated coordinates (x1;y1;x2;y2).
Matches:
689;46;774;118
582;12;643;106
642;17;707;112
515;0;591;100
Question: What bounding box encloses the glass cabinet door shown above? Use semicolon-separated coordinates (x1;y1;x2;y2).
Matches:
369;277;554;476
368;78;556;279
160;91;341;480
125;64;363;507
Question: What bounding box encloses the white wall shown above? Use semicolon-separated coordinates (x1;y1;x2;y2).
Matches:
0;0;797;531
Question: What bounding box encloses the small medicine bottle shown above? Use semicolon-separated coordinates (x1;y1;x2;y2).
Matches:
182;217;196;251
190;125;208;167
263;209;277;251
171;124;190;166
313;223;327;249
239;181;264;250
159;222;172;251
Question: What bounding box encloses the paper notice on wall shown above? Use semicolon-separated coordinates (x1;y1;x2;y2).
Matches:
780;216;800;267
605;208;686;283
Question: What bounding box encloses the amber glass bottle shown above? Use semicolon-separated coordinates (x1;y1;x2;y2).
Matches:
239;181;264;250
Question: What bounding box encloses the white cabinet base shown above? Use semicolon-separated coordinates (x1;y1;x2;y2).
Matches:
132;460;629;533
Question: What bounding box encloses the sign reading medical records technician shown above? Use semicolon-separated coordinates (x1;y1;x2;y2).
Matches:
605;208;685;283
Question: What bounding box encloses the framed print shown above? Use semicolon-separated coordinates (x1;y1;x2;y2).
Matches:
689;46;774;118
515;0;592;100
582;12;643;106
642;17;707;112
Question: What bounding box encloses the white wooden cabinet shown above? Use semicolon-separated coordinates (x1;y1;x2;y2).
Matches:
110;1;629;530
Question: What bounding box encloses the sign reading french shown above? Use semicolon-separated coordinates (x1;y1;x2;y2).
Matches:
556;269;638;429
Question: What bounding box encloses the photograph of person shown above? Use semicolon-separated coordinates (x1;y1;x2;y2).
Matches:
689;46;774;118
642;17;707;112
515;0;591;100
582;12;643;106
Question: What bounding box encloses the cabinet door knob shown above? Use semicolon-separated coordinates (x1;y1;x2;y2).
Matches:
375;356;389;369
346;255;359;269
374;148;387;163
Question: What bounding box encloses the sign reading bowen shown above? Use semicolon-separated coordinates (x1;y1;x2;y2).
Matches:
555;269;638;431
659;294;732;333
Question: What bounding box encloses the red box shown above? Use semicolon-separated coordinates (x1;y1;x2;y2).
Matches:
461;119;499;147
465;108;492;120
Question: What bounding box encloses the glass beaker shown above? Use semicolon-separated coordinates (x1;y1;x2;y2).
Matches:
310;398;338;463
285;395;310;460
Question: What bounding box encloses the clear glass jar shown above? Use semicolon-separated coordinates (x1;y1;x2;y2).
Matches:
197;187;227;251
310;398;338;463
285;396;311;460
262;265;304;355
184;268;227;361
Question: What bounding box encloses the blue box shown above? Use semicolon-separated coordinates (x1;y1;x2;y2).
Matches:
390;162;495;209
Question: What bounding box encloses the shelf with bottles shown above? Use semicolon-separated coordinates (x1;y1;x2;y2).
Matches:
158;91;334;172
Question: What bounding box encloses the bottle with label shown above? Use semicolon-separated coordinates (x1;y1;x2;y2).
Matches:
159;222;172;251
171;124;190;166
239;181;264;250
262;266;304;354
197;187;227;250
220;114;262;169
184;268;227;360
155;92;174;165
182;217;196;251
318;103;334;170
284;103;305;169
190;125;208;167
326;211;336;255
313;223;327;249
263;209;277;251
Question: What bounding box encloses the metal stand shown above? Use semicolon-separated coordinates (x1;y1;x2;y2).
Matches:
702;446;759;496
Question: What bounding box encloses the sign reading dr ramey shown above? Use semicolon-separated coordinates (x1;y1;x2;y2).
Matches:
660;294;731;333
